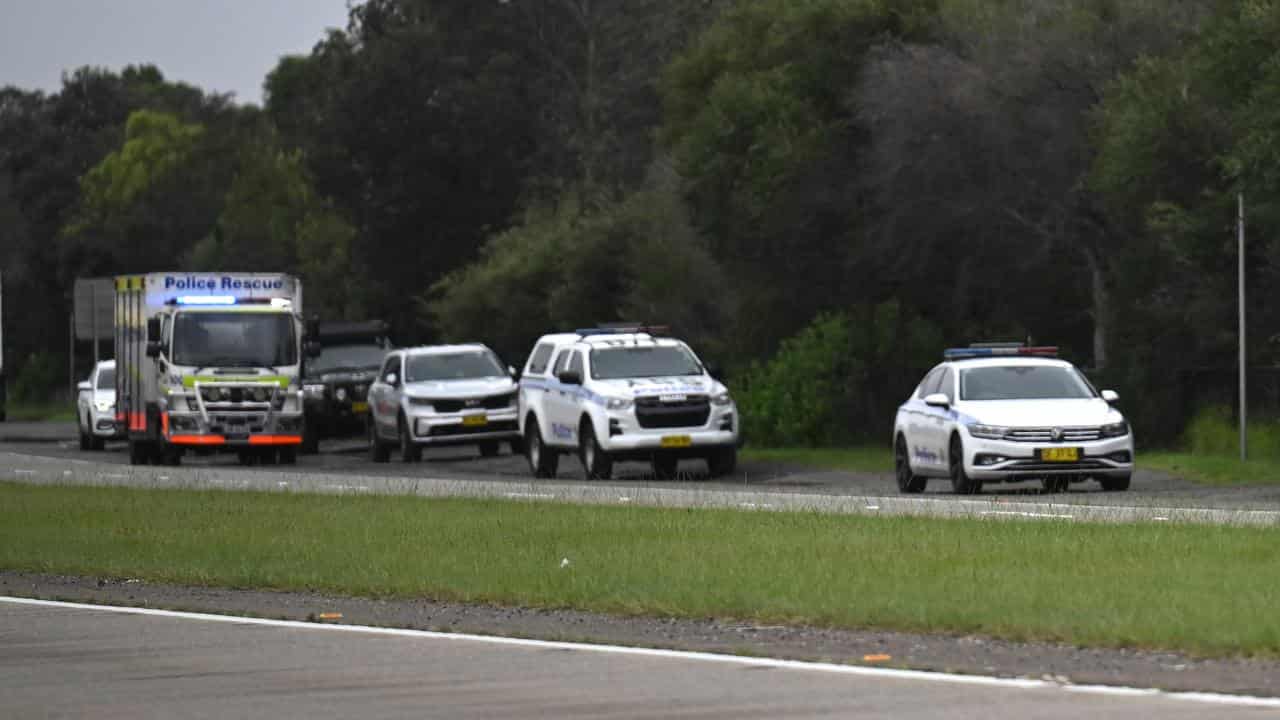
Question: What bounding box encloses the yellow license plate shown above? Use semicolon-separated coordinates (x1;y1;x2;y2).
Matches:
463;414;488;427
351;402;369;414
1040;447;1079;462
661;435;692;448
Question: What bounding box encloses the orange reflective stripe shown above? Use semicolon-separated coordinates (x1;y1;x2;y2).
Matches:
161;412;170;436
168;435;226;446
248;435;302;446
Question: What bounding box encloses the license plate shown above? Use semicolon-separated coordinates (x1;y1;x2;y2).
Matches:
1040;447;1080;463
661;435;692;448
351;401;369;414
462;414;488;427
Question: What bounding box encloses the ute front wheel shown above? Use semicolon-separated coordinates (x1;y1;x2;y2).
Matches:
578;422;613;480
525;419;559;479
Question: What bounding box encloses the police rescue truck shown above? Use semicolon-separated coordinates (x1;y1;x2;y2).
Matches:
114;273;315;466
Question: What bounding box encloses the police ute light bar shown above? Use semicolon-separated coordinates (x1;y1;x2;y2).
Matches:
175;295;236;306
943;345;1059;360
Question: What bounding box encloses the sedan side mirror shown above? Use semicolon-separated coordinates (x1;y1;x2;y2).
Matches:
1101;389;1119;403
77;381;92;392
924;393;951;409
558;369;582;386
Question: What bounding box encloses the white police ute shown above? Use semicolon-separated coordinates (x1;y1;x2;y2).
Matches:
366;344;521;462
892;344;1134;494
518;326;739;480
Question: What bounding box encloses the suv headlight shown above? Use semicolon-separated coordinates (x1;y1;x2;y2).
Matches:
711;391;732;406
605;397;634;411
1100;421;1130;438
967;423;1009;440
303;384;326;398
94;400;113;412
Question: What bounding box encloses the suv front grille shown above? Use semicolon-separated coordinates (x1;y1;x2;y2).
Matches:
1006;427;1103;443
431;393;515;413
635;394;710;429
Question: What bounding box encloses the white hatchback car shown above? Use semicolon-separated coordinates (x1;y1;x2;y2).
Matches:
518;327;739;480
366;344;521;462
76;359;122;450
892;345;1134;494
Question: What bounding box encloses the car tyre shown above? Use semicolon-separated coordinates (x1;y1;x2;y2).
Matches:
368;419;391;463
652;455;679;481
706;447;737;478
895;435;927;494
302;419;320;455
78;416;92;451
525;418;558;479
1099;474;1131;492
128;439;150;466
479;440;501;458
278;447;298;465
578;421;613;480
398;415;421;462
948;434;982;495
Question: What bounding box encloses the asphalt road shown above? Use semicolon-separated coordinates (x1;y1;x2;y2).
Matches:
3;599;1274;719
2;421;1280;524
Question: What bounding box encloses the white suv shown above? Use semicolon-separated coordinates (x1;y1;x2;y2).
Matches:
892;344;1134;494
518;328;740;480
76;359;122;450
366;344;521;462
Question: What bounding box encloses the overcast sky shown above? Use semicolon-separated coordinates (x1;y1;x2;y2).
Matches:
0;1;352;105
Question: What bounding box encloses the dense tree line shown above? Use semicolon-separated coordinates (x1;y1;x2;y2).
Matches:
3;0;1279;443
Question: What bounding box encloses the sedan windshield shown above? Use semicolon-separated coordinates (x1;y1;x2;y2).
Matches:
960;366;1096;401
172;312;297;367
591;346;703;380
96;367;115;389
406;352;506;382
311;344;387;374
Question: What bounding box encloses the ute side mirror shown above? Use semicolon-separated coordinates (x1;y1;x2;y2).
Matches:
384;372;398;386
558;369;582;386
508;364;519;379
1101;389;1119;404
145;316;163;358
924;393;951;409
77;381;92;393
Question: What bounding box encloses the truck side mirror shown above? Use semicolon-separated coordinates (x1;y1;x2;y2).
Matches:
146;317;161;343
307;314;321;340
306;341;322;359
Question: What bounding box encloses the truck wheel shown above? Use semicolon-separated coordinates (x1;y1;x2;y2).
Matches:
578;422;613;480
128;439;150;466
399;415;421;462
707;447;737;478
1099;474;1131;492
948;435;982;495
525;419;558;479
160;444;182;466
479;440;500;458
278;447;298;465
652;455;679;480
302;420;320;455
368;419;390;463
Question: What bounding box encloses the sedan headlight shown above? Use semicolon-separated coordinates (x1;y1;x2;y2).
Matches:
967;423;1010;440
303;384;326;397
605;397;634;411
1100;421;1130;438
711;392;733;406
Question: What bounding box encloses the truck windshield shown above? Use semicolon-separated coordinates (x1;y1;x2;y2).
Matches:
172;312;297;368
590;346;703;380
310;344;388;375
406;352;506;382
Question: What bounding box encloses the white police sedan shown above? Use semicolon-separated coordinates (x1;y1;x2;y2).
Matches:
892;345;1134;494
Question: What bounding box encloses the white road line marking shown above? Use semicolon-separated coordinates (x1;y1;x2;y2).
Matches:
865;505;881;510
981;511;1075;520
1;596;1277;709
505;492;555;499
102;474;127;480
14;470;35;475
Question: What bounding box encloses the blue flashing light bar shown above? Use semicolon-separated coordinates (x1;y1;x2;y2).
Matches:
176;295;237;306
943;345;1059;360
575;324;670;337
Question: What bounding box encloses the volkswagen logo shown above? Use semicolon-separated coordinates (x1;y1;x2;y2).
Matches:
1050;427;1064;442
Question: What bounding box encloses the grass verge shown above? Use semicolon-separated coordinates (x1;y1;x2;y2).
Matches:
2;481;1277;658
741;446;891;473
1141;452;1280;486
4;403;75;422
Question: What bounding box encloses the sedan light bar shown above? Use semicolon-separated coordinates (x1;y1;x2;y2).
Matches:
943;345;1059;360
